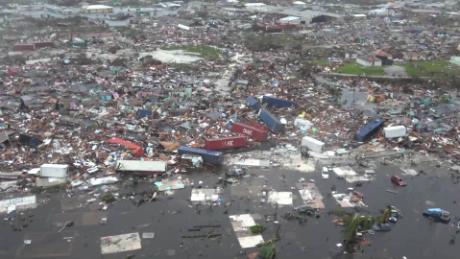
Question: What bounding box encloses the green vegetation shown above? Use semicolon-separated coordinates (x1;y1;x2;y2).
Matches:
258;241;276;259
249;224;265;234
165;45;221;60
342;215;374;242
339;206;394;252
336;62;385;76
101;192;116;203
402;59;459;78
312;59;329;66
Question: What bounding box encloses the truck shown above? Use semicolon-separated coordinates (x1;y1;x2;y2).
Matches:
258;109;284;133
354;118;384;142
204;136;248;150
230;121;268;141
178;146;224;165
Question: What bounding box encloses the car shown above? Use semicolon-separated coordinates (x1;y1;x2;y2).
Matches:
372;222;392;232
423;208;451;223
391;175;407;186
225;166;247;178
293;204;318;216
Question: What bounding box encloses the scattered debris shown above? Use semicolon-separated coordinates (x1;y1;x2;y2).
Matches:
100;232;142;255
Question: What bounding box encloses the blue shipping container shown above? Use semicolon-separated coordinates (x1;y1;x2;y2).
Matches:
137;109;152;119
259;109;284;133
246;96;260;110
355;118;384;142
262;96;295;108
178;146;224;164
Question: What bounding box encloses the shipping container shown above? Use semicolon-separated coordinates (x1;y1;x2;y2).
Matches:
13;44;35;51
231;121;268;141
258;109;284;133
383;125;407;138
246;96;260;110
355;118;384;142
116;160;166;172
136;109;152;119
178;146;223;164
301;136;325;154
19;134;42;147
262;96;295;108
205;136;248;150
33;42;54;48
107;137;144;157
40;164;69;178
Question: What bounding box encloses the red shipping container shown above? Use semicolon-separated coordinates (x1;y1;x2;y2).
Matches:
231;122;268;141
13;44;35;51
205;136;248;150
33;42;55;48
107;137;144;157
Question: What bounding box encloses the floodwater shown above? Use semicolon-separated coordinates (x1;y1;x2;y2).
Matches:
0;160;458;259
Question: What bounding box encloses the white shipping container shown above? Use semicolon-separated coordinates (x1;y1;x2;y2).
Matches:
383;126;407;138
177;24;190;31
116;160;166;172
40;164;69;178
301;136;325;153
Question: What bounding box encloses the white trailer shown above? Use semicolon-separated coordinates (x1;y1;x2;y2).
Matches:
383;125;407;138
301;136;325;154
116;160;166;172
40;164;69;178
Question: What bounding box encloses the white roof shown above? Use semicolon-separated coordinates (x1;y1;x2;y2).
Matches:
159;2;182;8
83;4;113;10
293;1;306;5
279;16;300;22
244;3;266;7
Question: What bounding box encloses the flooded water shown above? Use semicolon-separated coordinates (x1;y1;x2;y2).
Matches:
1;161;459;259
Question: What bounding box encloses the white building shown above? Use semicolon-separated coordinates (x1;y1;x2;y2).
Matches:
82;5;113;14
278;16;301;25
